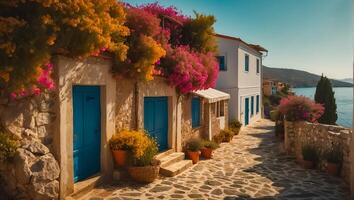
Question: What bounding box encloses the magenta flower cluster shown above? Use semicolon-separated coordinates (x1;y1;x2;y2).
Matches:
278;95;324;122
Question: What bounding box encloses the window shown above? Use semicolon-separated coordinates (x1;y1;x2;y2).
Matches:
192;97;201;128
251;96;254;116
256;95;260;113
244;54;249;72
216;56;226;71
214;101;225;117
256;59;260;73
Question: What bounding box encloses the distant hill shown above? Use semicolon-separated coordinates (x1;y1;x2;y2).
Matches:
339;78;353;84
262;66;353;88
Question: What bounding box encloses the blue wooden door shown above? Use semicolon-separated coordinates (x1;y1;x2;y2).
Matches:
73;86;101;182
251;96;254;116
144;97;168;151
245;97;249;125
191;97;201;128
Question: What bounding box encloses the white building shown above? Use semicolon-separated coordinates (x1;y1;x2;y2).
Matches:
215;33;267;126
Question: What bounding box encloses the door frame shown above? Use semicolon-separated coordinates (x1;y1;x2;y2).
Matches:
56;56;116;198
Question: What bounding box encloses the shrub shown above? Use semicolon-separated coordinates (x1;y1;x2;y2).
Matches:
212;129;234;143
186;138;201;151
201;140;219;150
0;131;19;162
132;138;159;166
278;95;324;122
269;110;279;121
325;144;343;164
0;0;129;95
302;144;319;162
229;120;242;135
109;130;152;159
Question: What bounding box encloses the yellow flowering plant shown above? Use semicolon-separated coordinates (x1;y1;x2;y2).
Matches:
109;130;156;159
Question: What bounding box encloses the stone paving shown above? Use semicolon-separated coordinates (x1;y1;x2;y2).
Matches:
81;119;349;200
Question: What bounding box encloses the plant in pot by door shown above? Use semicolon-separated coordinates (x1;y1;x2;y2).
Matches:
109;131;132;167
128;136;160;183
186;139;201;164
325;145;343;176
301;144;319;169
200;140;219;159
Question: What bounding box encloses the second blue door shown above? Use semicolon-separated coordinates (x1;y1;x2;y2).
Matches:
245;97;249;126
73;86;101;182
144;97;168;151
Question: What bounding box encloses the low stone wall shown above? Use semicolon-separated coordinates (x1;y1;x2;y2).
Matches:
0;92;60;199
284;120;352;183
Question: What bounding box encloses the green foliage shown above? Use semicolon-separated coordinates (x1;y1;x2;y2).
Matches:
181;12;217;53
201;140;219;150
229;120;242;135
302;144;319;162
325;144;343;164
314;75;338;124
270;110;279;121
0;130;19;162
186;138;201;151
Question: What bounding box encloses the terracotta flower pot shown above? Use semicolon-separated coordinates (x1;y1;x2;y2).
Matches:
188;151;200;164
112;150;127;167
128;165;160;183
201;148;213;159
302;160;315;169
326;162;339;176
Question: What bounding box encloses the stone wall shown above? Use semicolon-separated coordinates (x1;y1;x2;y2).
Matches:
0;92;60;200
284;120;352;183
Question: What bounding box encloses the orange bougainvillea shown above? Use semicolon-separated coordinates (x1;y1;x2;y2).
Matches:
0;0;129;96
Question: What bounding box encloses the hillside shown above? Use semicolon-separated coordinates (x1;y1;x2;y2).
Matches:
262;66;353;88
340;78;353;84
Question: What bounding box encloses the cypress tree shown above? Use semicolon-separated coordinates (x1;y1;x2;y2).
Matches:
314;75;338;124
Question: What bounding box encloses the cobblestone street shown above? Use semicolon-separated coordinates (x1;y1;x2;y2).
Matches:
81;119;349;200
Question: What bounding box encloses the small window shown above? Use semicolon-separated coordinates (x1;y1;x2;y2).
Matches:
256;59;260;73
245;54;249;72
216;56;226;71
215;101;225;117
191;97;201;128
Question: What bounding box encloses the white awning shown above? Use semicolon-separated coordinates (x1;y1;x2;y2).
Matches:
192;88;230;103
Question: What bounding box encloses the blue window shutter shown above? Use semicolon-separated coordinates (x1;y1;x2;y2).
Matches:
192;97;201;128
217;56;226;71
251;96;254;115
256;95;259;113
256;59;260;73
245;54;249;72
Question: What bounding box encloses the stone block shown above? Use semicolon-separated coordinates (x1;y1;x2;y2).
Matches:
30;153;60;181
22;140;49;156
36;113;52;126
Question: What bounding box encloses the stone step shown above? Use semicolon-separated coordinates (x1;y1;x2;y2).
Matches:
68;174;102;200
159;152;185;168
160;160;193;177
155;149;174;160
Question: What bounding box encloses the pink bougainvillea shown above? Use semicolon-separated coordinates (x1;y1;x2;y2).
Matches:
10;62;55;100
161;46;218;94
278;95;324;122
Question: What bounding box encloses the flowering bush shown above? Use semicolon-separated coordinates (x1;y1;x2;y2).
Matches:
109;130;156;159
0;0;129;96
113;8;165;80
278;95;324;122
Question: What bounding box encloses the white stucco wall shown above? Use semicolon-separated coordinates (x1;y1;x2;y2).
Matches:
215;36;262;126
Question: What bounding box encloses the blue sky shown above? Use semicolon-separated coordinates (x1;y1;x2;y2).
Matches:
124;0;353;79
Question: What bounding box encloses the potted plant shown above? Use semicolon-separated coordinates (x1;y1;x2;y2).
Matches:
186;139;201;164
221;129;234;142
109;131;131;167
200;140;219;159
301;144;319;169
325;145;342;176
128;136;160;183
229;120;242;135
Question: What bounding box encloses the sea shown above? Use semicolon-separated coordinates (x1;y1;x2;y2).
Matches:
293;87;353;128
